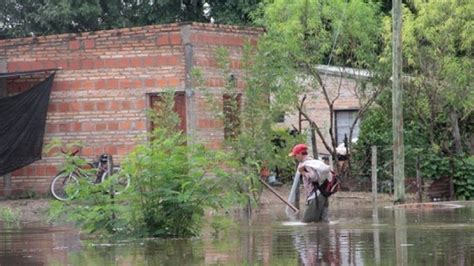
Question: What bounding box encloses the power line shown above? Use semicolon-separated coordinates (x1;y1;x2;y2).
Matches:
322;0;349;83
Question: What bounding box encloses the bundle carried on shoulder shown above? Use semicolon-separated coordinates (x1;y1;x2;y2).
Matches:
300;160;340;197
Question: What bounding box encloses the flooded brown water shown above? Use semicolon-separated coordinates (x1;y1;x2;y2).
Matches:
0;201;473;265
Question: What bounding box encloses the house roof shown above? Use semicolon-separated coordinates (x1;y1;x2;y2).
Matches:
316;65;372;79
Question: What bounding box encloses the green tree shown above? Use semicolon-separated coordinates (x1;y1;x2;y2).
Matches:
0;0;102;38
355;0;473;199
399;0;473;154
402;0;472;199
253;0;387;177
198;45;306;213
0;0;263;38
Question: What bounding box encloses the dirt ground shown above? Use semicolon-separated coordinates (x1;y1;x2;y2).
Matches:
0;185;417;223
258;184;418;210
0;198;50;222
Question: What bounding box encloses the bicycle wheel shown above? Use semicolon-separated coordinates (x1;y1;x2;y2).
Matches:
101;167;130;195
50;172;79;201
112;170;131;195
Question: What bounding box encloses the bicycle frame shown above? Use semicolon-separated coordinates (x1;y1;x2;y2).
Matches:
50;152;130;201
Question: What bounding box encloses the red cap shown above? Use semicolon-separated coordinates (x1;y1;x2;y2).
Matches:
289;144;308;156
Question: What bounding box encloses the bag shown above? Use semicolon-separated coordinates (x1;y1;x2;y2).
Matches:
314;171;340;197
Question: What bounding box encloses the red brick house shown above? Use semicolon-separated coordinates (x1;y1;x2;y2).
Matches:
0;23;261;196
0;23;364;197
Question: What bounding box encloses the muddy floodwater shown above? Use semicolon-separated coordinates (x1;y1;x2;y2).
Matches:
0;200;473;265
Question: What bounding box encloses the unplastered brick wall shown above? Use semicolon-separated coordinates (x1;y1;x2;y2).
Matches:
188;24;261;149
281;71;363;155
0;23;262;196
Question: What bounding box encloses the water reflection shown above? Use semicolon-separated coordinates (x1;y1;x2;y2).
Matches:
291;226;342;265
0;223;80;265
394;208;408;266
372;205;381;265
0;202;473;265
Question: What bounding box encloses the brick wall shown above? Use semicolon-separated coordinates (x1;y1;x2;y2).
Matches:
189;24;260;149
0;23;360;196
280;69;364;155
0;23;261;196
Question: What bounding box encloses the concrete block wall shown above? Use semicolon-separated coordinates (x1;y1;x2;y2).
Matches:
0;23;261;196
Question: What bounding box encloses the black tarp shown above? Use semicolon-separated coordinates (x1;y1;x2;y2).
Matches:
0;74;55;176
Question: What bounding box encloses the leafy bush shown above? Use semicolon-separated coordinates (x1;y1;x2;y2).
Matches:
50;91;246;239
452;156;474;200
270;128;306;182
120;126;245;238
353;91;473;199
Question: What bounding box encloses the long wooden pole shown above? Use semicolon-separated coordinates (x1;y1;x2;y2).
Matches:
416;155;422;202
371;146;378;206
0;58;12;198
392;0;405;203
259;178;299;213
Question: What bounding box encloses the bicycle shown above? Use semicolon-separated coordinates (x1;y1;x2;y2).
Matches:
50;151;130;201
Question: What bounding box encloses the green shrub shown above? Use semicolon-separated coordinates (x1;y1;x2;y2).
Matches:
50;91;246;239
120;127;245;238
452;156;474;200
353;89;473;199
270;128;306;182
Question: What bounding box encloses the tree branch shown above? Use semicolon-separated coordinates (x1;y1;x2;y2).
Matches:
296;105;333;156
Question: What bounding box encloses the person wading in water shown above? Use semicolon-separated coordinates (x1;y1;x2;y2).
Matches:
289;144;331;223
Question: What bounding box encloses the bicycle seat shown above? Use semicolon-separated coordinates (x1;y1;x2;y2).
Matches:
99;153;109;163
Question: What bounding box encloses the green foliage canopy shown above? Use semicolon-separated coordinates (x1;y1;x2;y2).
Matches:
355;0;473;199
400;0;473;115
0;0;262;38
251;0;386;172
256;0;382;70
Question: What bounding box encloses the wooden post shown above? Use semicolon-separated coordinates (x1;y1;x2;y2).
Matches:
106;154;114;179
371;146;378;206
107;154;116;221
416;155;422;202
310;127;318;159
0;58;12;198
392;0;405;203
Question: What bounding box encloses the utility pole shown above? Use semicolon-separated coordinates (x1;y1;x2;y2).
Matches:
392;0;405;203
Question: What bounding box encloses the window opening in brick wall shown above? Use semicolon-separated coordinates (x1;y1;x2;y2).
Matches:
149;92;186;133
223;93;241;139
335;109;359;145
